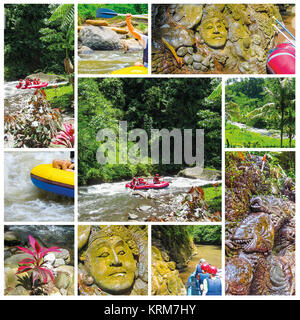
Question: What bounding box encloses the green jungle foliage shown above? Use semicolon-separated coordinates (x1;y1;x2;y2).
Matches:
78;78;221;185
5;4;74;80
225;78;295;148
78;4;148;24
153;225;221;246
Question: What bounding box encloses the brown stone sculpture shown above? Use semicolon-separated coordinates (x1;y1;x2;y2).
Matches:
225;153;295;295
78;225;148;295
152;4;292;74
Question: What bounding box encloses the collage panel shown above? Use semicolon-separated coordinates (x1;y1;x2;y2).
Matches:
4;151;74;222
151;225;222;296
4;3;75;148
225;77;295;148
4;225;75;296
225;151;295;295
78;3;149;75
78;225;148;295
78;77;222;222
151;4;295;75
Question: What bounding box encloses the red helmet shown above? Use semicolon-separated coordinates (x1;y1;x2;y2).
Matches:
201;262;209;272
209;265;218;275
155;174;159;176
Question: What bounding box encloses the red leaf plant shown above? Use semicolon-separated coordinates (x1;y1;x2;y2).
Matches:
52;123;75;148
16;235;61;285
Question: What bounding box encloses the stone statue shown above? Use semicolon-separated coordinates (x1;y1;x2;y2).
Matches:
198;10;228;49
78;225;148;295
152;4;290;74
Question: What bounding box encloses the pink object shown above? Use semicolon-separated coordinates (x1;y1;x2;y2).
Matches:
126;181;169;190
267;43;295;74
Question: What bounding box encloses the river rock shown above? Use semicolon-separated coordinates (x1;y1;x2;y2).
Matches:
54;249;70;264
26;72;65;83
123;39;143;51
5;253;31;268
79;26;124;50
78;45;94;54
178;167;221;180
54;258;65;268
4;232;21;246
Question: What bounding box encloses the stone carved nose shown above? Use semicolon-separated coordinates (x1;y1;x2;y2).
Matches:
110;249;122;267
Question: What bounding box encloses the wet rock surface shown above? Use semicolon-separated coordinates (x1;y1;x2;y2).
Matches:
225;152;295;295
152;4;294;74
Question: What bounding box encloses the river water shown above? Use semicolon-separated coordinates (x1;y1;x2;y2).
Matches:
227;121;292;140
78;176;219;222
78;50;143;74
4;151;74;222
179;244;222;285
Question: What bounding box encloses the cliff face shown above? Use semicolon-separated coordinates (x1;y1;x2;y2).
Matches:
152;226;197;270
151;246;186;296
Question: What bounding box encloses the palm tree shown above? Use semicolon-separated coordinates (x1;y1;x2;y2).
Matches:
246;78;295;147
48;4;74;86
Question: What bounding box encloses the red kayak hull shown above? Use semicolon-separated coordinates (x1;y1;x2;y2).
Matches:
126;181;169;190
267;43;295;74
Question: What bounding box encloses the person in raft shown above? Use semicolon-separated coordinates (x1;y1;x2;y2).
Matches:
197;262;210;295
126;14;148;68
153;174;160;184
131;177;138;187
202;265;222;296
52;152;75;172
138;178;146;185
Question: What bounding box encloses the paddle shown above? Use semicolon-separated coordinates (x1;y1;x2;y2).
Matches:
96;8;148;20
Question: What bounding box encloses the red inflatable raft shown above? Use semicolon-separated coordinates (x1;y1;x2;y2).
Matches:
16;78;49;89
267;43;295;74
126;181;169;190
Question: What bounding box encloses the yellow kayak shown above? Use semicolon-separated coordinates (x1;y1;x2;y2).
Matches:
111;66;148;75
30;164;74;198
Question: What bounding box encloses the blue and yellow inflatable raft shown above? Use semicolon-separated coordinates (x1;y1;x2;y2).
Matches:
30;164;74;198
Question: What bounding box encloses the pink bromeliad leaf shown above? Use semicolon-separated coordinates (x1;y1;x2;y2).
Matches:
40;246;62;258
16;246;35;258
53;123;75;148
38;267;48;284
29;235;42;259
41;267;55;283
16;266;33;274
18;258;36;265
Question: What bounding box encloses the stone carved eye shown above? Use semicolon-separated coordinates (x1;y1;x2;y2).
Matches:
118;250;125;256
99;251;109;258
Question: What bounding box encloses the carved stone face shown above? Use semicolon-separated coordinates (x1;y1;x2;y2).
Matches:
88;236;136;293
200;17;227;48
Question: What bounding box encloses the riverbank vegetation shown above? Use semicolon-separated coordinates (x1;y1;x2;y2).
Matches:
78;78;221;185
225;78;295;148
153;225;221;247
78;4;148;24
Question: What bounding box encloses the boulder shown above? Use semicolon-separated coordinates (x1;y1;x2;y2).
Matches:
26;72;65;83
4;232;21;246
78;45;94;54
79;26;124;50
178;167;221;180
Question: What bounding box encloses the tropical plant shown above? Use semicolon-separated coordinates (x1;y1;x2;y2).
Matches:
16;235;61;285
48;4;74;78
4;88;62;148
246;78;295;147
53;123;75;148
